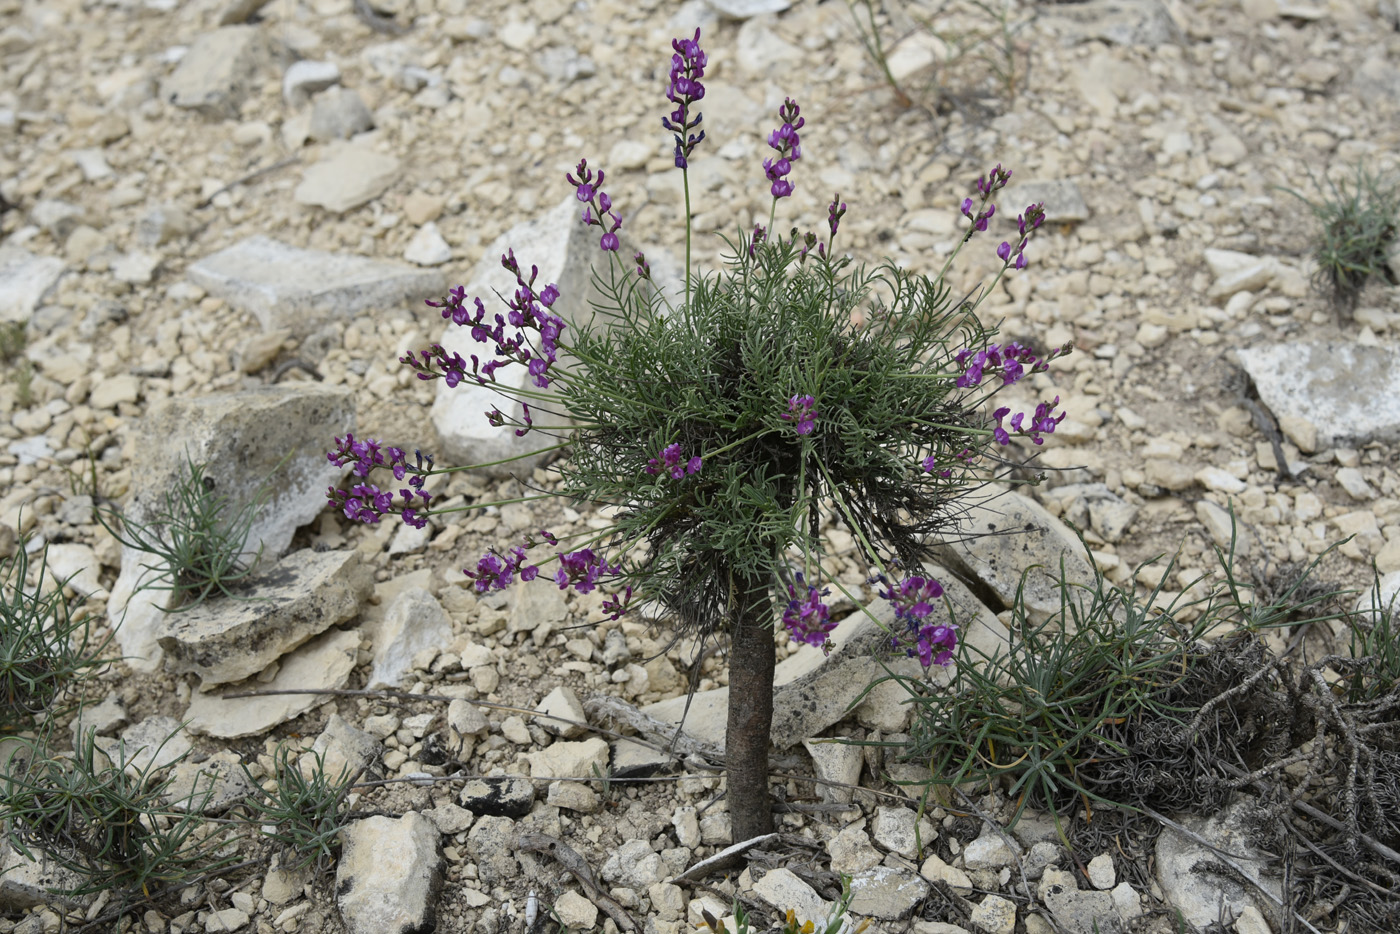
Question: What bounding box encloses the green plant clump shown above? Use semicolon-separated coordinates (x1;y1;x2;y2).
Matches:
0;726;238;900
97;452;270;612
240;743;363;874
0;537;108;733
1280;163;1400;310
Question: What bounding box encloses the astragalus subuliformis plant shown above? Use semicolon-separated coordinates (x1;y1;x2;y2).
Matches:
326;28;1068;849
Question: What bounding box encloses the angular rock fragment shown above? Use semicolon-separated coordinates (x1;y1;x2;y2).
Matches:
336;813;444;934
187;235;445;338
184;628;359;738
1237;342;1400;448
161;26;268;118
158;549;371;688
0;247;64;323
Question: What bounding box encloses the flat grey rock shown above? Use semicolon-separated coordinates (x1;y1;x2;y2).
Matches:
307;87;373;142
932;492;1098;625
336;814;444;934
163;749;256;814
1048;0;1183;47
294;145;399;213
187;235;446;338
705;0;791;16
107;383;354;669
0;247;64;323
847;867;931;920
160;26;267;118
1237;342;1400;449
184;628;360;738
1156;801;1281;930
283;59;341;107
158;549;372;688
1003;179;1089;224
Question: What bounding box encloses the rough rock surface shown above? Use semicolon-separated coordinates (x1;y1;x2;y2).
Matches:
158;548;371;687
336;813;444;934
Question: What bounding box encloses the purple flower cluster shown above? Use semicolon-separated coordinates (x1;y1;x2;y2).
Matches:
748;223;767;258
555;547;620;594
662;28;707;169
567;159;623;252
991;396;1066;446
763;98;803;199
827;194;847;240
411;253;567;391
782;574;835;647
996;202;1047;271
960;198;995;232
645;442;702;479
634;251;650;281
465;545;539;592
976;162;1013;196
781;394;817;435
878;574;958;668
954;341;1058;389
326;435;434;528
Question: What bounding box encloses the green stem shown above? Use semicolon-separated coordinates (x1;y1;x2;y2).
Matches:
682;167;693;310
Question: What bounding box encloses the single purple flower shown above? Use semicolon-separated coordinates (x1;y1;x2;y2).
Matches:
827;194;846;240
781;394;817;435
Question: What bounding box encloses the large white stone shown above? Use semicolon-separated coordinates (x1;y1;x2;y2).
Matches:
1237;342;1400;449
431;195;612;476
294;145;401;213
184;628;359;738
0;247;64;323
159;550;372;688
187;235;446;338
160;26;267;118
336;813;444;934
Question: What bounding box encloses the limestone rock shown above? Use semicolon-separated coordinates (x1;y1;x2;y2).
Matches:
0;247;64;323
163;749;255;813
94;716;190;777
467;816;519;883
1004;179;1090;224
706;0;791;17
367;586;453;690
41;543;103;597
1049;0;1183;46
430;196;633;476
828;820;882;874
158;549;371;688
187;235;446;338
752;868;829;924
184;628;360;738
301;714;381;782
308;87;373;142
1238;342;1400;448
536;685;587;738
1155;801;1281;930
969;894;1017;934
545;780;600;813
525;737;609;779
69;694;127;747
932;492;1097;625
403;222;452;266
602;839;664;889
803;737;864;805
336;813;444;934
161;26;268;119
294;145;400;213
871;806;922;859
847;867;930;920
283;60;342;107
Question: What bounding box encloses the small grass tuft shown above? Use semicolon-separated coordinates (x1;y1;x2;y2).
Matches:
0;723;240;902
240;743;363;874
1278;163;1400;311
96;451;272;612
0;534;109;733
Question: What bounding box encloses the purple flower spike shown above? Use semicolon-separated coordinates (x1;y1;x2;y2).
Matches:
567;158;625;256
763;97;803;200
662;28;708;169
876;573;957;668
645;441;702;479
781;394;818;435
827;194;847;239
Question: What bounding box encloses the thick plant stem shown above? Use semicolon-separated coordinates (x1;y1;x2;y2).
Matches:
725;570;776;844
